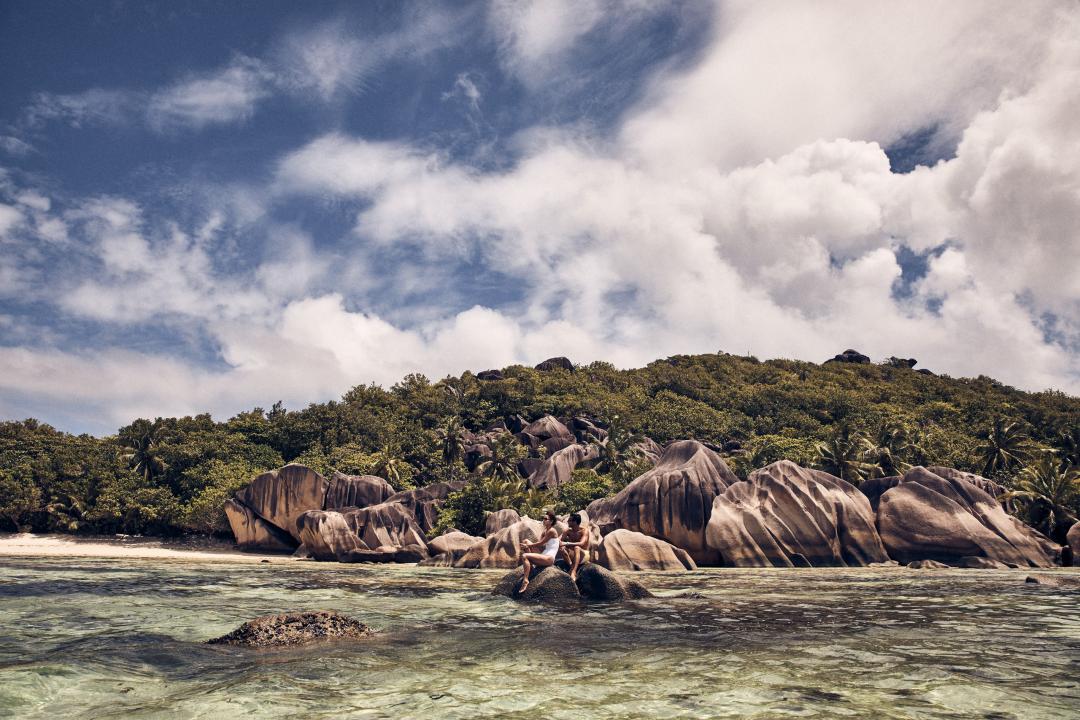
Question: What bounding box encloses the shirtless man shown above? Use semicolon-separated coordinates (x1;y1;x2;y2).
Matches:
559;512;590;582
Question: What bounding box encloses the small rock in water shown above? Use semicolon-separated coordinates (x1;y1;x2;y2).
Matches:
260;559;270;563
907;559;951;570
206;610;372;647
1025;574;1080;588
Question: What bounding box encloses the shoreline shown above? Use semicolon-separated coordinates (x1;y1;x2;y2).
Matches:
0;532;294;563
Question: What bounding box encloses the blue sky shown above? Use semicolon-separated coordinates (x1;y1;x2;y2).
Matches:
1;0;1078;435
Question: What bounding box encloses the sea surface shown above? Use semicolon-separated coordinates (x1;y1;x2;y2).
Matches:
0;558;1077;719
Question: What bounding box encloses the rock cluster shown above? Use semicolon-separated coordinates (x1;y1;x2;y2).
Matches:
588;440;738;564
207;611;371;647
492;564;652;604
825;349;871;364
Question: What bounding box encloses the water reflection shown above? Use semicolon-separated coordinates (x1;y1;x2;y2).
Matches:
0;559;1077;719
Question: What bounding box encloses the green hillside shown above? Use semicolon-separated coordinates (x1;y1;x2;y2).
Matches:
2;351;1078;541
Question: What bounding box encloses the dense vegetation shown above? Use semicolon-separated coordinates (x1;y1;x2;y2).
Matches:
2;352;1078;542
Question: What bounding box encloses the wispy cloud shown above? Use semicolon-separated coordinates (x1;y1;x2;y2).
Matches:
146;55;272;131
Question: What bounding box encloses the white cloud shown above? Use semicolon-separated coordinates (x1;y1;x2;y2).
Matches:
146;56;271;131
3;1;1079;434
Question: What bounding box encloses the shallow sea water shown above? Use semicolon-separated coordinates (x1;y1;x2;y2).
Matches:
0;558;1077;719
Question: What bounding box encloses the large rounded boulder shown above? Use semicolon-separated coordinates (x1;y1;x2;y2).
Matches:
1068;521;1080;552
386;481;467;534
705;461;889;567
587;440;738;565
233;464;328;540
454;518;543;568
484;508;522;536
342;501;428;552
528;443;601;490
865;467;1058;567
296;510;368;561
493;564;652;603
323;471;394;510
596;529;697;571
224;498;298;552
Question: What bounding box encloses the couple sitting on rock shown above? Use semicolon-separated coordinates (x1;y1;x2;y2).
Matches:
518;510;590;592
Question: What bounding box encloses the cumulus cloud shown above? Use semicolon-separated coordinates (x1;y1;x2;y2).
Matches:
3;1;1079;434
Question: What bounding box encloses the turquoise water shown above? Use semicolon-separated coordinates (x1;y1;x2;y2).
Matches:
0;558;1077;719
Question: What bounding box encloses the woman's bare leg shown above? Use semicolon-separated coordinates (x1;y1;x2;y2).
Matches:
519;552;554;592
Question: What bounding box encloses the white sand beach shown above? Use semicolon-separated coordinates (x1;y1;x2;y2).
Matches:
0;533;293;563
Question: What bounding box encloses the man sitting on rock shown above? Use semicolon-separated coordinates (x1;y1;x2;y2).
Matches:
559;512;591;582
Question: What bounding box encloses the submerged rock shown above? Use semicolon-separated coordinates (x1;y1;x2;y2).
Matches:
493;564;652;603
588;440;738;565
705;461;889;567
956;556;1013;569
1025;574;1080;588
597;529;697;571
206;611;371;647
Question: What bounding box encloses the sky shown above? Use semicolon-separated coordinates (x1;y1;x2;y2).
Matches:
1;0;1078;436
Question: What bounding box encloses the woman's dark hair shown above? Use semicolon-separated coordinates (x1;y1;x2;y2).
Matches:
544;510;557;525
568;512;582;526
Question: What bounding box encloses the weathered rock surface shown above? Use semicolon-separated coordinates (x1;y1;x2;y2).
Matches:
534;356;574;372
925;466;1006;500
1025;574;1080;588
386;481;466;534
206;611;371;647
324;471;394;510
493;564;652;603
224;498;298;552
868;467;1058;567
484;508;522;536
234;464;328;540
528;443;601;490
587;440;739;565
596;529;697;571
705;461;889;567
296;510;368;561
1067;521;1080;551
957;556;1012;569
340;544;427;563
908;559;951;569
476;369;504;381
427;530;483;560
342;501;428;552
455;518;543;568
825;349;870;364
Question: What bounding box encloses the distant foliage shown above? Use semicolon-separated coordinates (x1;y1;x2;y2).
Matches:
1;352;1078;537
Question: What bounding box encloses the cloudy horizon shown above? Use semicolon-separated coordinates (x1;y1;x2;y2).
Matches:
1;0;1078;436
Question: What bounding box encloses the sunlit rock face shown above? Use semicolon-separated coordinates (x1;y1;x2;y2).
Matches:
454;518;543;568
587;440;738;565
224;498;298;552
863;467;1059;568
233;464;329;540
528;443;601;490
596;529;697;572
484;508;521;537
385;480;467;534
296;510;368;561
323;472;394;510
705;461;889;568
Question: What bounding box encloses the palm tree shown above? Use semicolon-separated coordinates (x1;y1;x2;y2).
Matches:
118;419;167;483
816;425;874;485
477;434;524;485
370;444;412;490
435;416;465;482
976;419;1033;478
1056;427;1080;467
1004;452;1079;542
588;415;644;486
862;422;918;478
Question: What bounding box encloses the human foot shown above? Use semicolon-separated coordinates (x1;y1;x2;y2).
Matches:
518;578;530;593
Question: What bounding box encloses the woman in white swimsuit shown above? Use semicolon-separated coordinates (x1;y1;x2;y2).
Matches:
518;510;560;593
